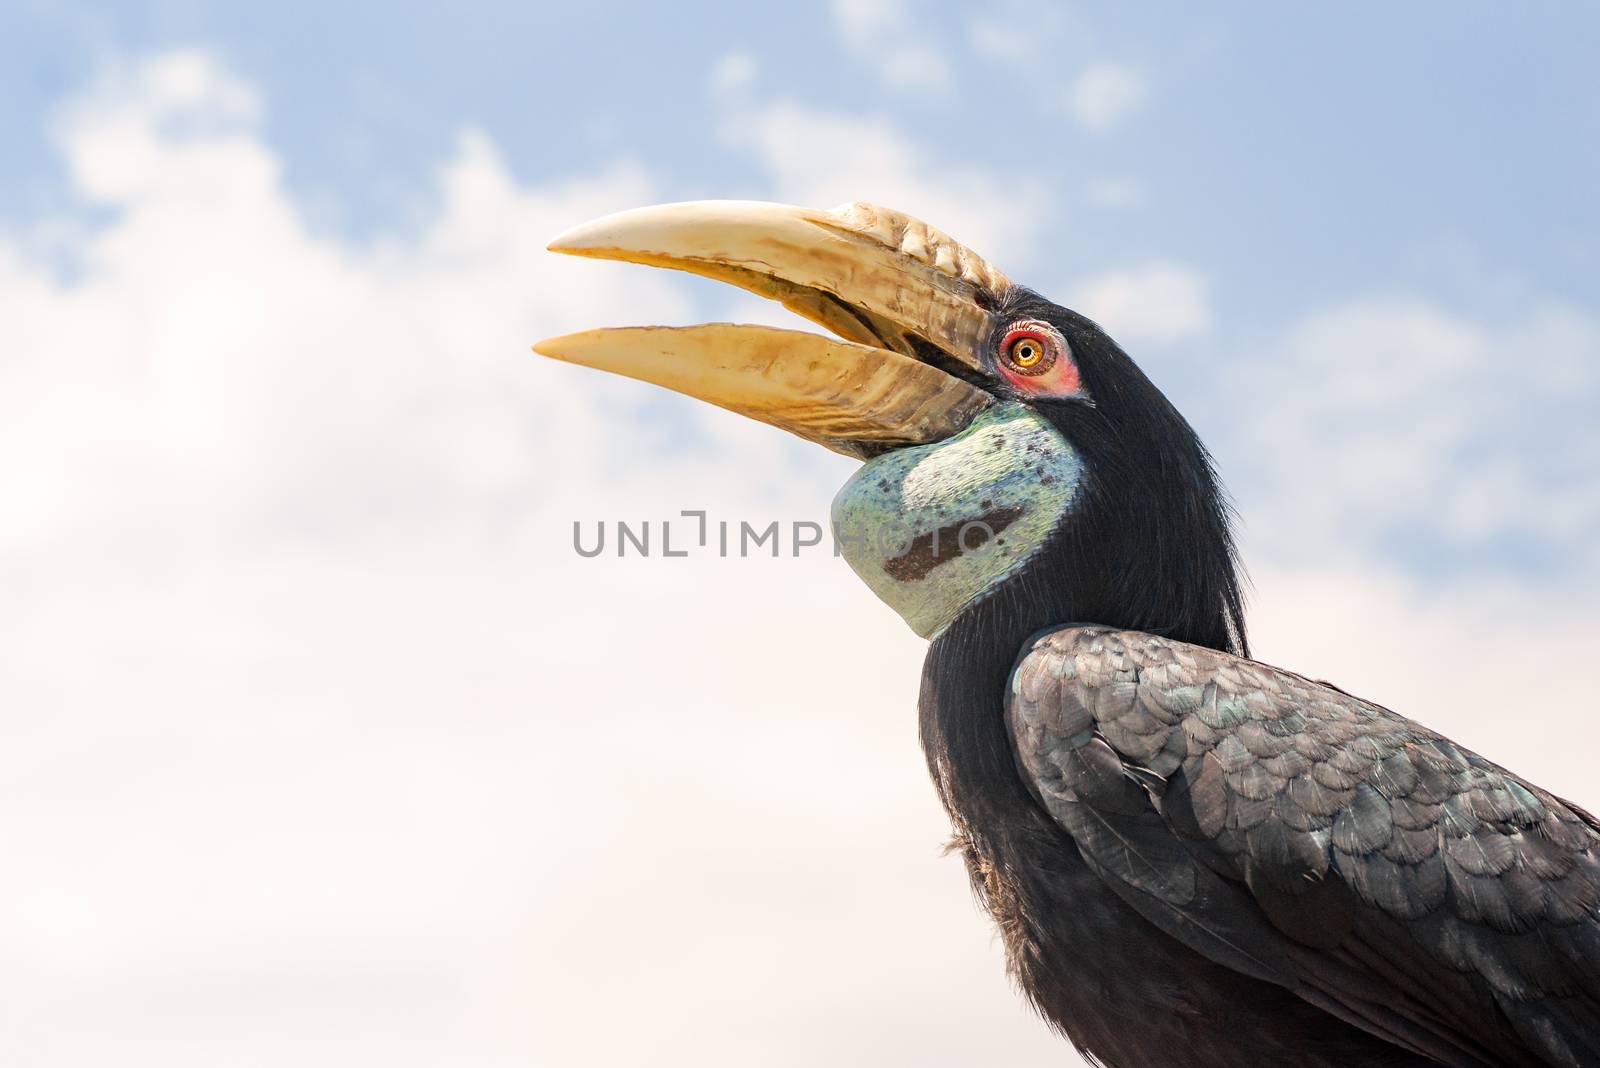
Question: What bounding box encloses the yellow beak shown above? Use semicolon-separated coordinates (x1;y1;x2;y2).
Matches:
533;200;1012;458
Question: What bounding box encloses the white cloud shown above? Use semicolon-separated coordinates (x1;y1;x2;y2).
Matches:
1229;297;1600;575
1063;62;1148;132
707;50;757;95
0;50;1074;1068
969;4;1085;61
829;0;954;94
1070;261;1211;346
968;17;1011;60
55;50;266;206
718;98;1047;272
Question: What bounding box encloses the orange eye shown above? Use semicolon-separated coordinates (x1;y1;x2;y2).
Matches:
996;319;1084;398
1011;337;1044;367
1002;328;1055;375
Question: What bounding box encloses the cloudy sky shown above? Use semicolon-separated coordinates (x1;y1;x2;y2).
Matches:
2;3;1597;1066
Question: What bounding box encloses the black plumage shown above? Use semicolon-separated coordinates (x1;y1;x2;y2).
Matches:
1007;627;1600;1065
541;201;1600;1066
919;287;1600;1066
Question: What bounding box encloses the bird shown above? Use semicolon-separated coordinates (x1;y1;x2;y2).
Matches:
534;201;1600;1067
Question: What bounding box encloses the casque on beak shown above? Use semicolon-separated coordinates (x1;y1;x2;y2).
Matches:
533;201;1012;459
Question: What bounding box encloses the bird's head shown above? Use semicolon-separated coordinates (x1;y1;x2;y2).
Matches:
538;202;1245;655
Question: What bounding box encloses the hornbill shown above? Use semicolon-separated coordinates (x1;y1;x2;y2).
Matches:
535;201;1600;1067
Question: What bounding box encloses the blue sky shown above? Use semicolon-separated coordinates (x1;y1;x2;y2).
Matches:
6;1;1598;589
7;2;1596;312
2;6;1598;1066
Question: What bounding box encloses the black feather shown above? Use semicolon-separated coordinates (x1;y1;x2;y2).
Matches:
915;294;1597;1065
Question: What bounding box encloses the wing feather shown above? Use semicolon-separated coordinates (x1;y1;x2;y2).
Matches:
1007;626;1600;1067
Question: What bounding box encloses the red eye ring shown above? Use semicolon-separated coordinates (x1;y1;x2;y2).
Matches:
999;321;1062;377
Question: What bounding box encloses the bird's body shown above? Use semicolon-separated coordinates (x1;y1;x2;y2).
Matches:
537;199;1600;1065
924;619;1439;1067
926;613;1600;1066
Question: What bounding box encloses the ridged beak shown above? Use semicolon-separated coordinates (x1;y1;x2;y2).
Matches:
533;201;1011;459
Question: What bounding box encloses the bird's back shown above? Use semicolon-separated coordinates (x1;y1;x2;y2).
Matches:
921;622;1600;1067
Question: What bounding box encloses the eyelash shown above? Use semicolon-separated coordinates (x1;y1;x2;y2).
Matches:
999;321;1065;376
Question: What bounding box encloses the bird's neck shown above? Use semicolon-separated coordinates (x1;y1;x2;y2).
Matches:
919;539;1242;829
918;571;1079;830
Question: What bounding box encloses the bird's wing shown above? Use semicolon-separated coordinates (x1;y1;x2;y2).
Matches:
1006;625;1600;1068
